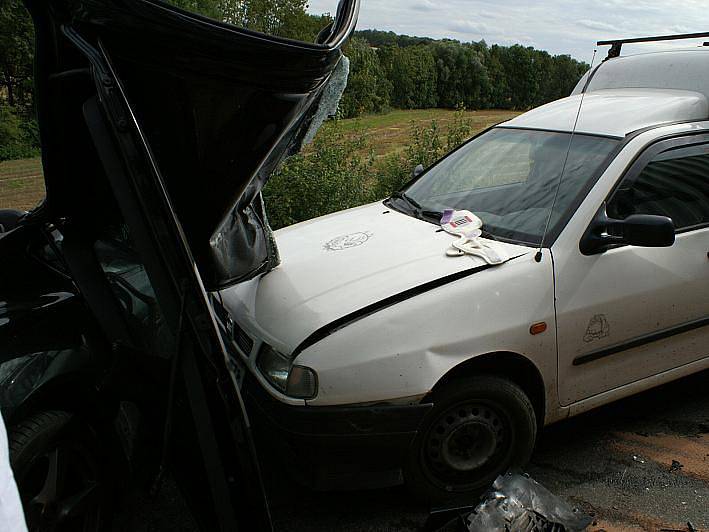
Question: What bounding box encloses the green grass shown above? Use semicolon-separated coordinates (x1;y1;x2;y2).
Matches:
327;108;519;157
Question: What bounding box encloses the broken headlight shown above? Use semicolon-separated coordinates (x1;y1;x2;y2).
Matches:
256;344;318;399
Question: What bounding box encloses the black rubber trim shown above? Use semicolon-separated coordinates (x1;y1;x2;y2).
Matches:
497;125;623;141
292;255;527;357
573;316;709;366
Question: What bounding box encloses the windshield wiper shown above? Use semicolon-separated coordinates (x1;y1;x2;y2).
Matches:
390;191;422;212
420;209;443;223
391;192;444;223
391;195;499;241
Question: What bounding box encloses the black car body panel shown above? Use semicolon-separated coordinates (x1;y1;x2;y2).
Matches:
0;223;103;423
6;0;360;529
243;374;433;490
40;0;358;289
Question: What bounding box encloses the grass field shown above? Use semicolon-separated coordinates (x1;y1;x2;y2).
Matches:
0;157;45;211
330;108;518;157
0;108;520;212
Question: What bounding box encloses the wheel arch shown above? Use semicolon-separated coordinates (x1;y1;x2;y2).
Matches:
427;351;547;426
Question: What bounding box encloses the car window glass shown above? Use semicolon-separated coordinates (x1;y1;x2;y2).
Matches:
406;128;619;245
440;133;532;192
94;225;173;358
607;143;709;231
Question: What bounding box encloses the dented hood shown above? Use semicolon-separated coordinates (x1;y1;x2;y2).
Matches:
220;203;531;355
32;0;359;289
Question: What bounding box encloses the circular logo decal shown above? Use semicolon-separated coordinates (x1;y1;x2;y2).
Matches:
324;232;373;251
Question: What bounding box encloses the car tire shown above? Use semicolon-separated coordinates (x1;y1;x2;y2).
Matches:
9;410;111;532
405;375;537;503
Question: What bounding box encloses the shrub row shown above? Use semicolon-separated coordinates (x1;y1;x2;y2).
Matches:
264;110;473;229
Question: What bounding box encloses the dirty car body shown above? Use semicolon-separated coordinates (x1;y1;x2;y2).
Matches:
1;0;359;529
220;48;709;500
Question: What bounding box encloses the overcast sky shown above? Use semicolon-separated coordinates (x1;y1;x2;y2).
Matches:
309;0;709;63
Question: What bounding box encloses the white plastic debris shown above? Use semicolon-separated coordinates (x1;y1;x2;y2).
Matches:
440;209;509;265
0;412;27;532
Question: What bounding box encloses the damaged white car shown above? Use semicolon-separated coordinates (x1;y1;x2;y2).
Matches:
218;44;709;501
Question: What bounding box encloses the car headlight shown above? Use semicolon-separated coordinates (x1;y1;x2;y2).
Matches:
256;344;318;399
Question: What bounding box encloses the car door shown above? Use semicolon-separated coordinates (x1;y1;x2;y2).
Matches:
554;135;709;406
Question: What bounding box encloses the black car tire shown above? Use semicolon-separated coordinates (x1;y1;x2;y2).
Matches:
405;375;537;503
9;410;111;532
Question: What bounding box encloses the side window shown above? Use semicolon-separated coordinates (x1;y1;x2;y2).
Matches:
94;225;173;358
607;144;709;232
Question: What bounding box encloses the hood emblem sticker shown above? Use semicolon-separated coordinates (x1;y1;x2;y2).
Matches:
324;232;373;251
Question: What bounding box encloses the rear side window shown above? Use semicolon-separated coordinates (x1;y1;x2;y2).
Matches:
608;144;709;231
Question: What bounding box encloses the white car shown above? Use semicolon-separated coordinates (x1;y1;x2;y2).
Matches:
220;47;709;501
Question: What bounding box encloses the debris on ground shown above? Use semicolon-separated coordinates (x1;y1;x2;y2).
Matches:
429;472;592;532
660;522;697;532
669;460;684;473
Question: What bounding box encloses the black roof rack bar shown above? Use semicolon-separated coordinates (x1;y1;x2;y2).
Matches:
598;31;709;60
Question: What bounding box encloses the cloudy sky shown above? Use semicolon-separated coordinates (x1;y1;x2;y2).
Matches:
308;0;709;63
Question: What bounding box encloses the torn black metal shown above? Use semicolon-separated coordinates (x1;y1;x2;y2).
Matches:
14;0;359;528
431;473;592;532
37;0;359;290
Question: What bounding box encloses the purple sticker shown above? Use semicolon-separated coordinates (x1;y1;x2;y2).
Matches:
440;209;454;224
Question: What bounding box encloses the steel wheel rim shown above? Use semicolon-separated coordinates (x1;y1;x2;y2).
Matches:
422;401;510;491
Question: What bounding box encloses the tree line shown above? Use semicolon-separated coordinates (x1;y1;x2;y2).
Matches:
340;30;589;118
0;0;588;160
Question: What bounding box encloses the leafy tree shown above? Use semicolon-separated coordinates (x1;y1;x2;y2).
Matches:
381;45;438;109
0;0;34;110
355;29;433;48
496;45;541;110
166;0;330;41
165;0;223;19
545;54;588;101
481;45;509;108
0;104;38;161
431;42;489;109
339;38;391;118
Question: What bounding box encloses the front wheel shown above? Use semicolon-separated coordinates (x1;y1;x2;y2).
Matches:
405;375;537;503
9;411;111;532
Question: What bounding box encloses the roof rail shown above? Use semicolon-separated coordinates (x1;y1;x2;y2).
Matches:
598;31;709;60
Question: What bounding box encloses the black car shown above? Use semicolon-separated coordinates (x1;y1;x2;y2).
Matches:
0;0;359;529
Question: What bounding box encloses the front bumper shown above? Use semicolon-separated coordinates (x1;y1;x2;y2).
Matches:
243;375;433;490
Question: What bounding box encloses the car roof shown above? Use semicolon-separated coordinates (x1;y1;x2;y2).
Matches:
573;47;709;103
501;88;709;138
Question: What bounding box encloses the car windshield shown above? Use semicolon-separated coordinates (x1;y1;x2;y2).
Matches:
399;127;620;245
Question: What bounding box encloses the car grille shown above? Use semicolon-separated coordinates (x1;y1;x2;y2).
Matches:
232;321;254;355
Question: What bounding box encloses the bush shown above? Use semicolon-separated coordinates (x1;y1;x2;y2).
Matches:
264;109;474;229
263;123;376;229
0;104;39;161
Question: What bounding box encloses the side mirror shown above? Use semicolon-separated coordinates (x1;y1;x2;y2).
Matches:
580;205;675;255
411;164;424;178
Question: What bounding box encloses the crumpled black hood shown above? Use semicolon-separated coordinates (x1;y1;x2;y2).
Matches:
33;0;358;289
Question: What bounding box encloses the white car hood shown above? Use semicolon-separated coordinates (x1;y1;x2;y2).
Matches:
220;202;531;355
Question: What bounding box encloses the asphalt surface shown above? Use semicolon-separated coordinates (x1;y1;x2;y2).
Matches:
114;369;709;531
